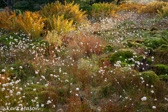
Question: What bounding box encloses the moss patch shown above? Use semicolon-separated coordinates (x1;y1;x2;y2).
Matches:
159;75;168;81
126;39;143;48
154;44;168;64
141;71;160;85
142;37;167;49
108;49;136;64
136;55;152;64
104;45;114;53
151;64;168;75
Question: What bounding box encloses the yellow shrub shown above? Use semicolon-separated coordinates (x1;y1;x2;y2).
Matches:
39;1;61;18
139;1;168;13
47;15;75;35
117;1;168;17
16;11;45;39
158;4;168;17
40;1;87;25
0;8;18;31
91;2;119;18
45;30;62;46
119;3;145;12
45;15;75;46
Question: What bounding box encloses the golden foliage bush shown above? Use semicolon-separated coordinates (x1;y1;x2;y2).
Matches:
48;15;75;34
45;30;62;46
45;15;76;46
91;2;119;18
139;1;168;13
40;1;87;25
0;8;18;31
158;4;168;17
119;3;145;12
16;11;45;39
118;1;168;17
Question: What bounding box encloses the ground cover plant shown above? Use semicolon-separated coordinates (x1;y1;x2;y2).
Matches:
0;0;168;112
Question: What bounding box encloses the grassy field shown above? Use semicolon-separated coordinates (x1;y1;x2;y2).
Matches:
0;1;168;112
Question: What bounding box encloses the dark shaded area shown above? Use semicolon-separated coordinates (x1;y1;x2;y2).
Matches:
0;0;121;9
0;0;7;8
116;0;120;5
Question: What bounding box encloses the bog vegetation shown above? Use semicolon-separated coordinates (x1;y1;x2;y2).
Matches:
0;0;168;111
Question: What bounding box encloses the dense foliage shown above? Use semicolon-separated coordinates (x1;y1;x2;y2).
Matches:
0;1;168;112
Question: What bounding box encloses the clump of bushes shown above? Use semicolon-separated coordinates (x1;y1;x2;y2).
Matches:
139;1;168;13
39;1;87;25
1;1;168;111
158;4;168;17
119;3;145;12
90;2;119;19
0;8;18;31
0;1;88;46
118;1;168;17
47;15;75;34
0;10;45;39
16;11;45;39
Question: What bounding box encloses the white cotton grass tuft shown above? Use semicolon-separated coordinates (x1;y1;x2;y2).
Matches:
1;69;6;72
1;88;5;91
76;88;79;91
16;91;21;95
47;100;52;104
141;96;147;101
152;106;156;109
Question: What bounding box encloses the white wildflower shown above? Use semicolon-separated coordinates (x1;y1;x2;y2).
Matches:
41;104;44;107
1;88;5;91
47;100;51;104
152;106;156;109
45;83;48;87
16;91;21;95
10;67;14;70
141;96;147;101
76;88;79;91
1;69;5;72
151;90;154;93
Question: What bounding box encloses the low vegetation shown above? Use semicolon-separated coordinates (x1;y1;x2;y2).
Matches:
0;1;168;112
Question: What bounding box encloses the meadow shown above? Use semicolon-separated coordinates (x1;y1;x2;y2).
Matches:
0;0;168;111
